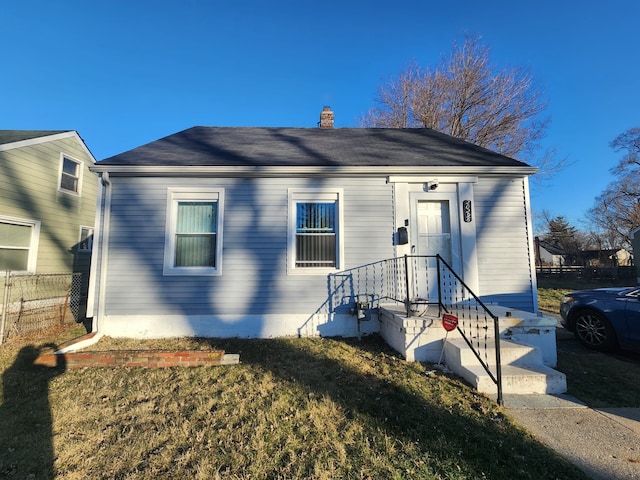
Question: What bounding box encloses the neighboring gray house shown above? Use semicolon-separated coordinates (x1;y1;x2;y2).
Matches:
0;130;98;275
534;237;566;266
87;119;541;341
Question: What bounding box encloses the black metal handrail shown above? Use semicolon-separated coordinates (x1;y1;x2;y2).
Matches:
433;255;503;405
330;255;503;405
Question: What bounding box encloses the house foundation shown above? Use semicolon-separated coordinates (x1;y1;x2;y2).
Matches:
378;304;559;368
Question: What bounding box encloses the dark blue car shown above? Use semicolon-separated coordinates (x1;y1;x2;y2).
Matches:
560;287;640;352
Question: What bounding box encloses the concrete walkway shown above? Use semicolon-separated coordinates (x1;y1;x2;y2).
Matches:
501;315;640;479
504;393;640;480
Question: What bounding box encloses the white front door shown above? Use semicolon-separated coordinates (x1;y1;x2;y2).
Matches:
410;193;462;302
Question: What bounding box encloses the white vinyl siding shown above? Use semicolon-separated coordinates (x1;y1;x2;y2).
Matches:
163;188;224;276
99;177;392;317
474;177;535;311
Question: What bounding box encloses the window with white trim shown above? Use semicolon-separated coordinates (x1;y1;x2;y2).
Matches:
0;216;40;273
288;189;343;273
59;154;83;195
78;226;94;252
163;188;224;275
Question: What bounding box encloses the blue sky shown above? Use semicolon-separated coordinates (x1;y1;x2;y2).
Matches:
2;1;639;233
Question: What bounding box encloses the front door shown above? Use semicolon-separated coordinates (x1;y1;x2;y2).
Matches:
410;193;461;302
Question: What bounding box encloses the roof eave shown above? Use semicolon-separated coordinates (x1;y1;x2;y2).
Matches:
90;165;538;177
0;130;97;163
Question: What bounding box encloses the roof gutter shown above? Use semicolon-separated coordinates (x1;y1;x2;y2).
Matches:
90;164;538;177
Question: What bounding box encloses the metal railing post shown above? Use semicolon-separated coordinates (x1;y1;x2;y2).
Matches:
436;255;443;316
403;254;411;317
0;271;11;345
435;255;503;406
493;317;504;406
340;255;504;405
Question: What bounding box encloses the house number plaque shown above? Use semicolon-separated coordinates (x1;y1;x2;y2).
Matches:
463;200;472;223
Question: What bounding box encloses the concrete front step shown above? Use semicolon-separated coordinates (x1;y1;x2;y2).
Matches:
448;338;544;366
459;363;567;395
444;337;567;395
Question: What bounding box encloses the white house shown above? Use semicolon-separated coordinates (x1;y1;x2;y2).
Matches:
87;122;542;333
84;112;568;396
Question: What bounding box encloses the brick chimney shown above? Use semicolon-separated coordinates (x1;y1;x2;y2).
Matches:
319;106;334;128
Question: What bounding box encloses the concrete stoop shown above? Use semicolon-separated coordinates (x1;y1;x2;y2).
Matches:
443;338;567;395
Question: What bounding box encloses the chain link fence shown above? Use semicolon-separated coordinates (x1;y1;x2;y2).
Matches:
0;272;88;344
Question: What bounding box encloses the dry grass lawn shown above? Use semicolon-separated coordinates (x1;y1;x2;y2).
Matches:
0;325;588;479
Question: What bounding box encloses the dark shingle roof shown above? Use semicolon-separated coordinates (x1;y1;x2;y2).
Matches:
0;130;70;145
538;239;566;256
98;127;532;168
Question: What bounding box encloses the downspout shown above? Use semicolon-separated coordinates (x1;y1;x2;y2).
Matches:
523;176;540;314
59;171;111;353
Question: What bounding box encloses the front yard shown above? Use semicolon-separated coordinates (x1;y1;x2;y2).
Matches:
0;325;588;479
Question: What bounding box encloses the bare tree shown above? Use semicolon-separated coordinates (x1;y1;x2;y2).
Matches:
362;35;552;166
587;127;640;248
361;66;419;128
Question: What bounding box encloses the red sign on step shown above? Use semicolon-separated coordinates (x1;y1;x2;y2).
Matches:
442;313;458;332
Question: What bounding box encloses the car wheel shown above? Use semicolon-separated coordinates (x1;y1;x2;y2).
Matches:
573;310;617;352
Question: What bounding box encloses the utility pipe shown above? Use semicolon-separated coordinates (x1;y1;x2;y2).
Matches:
63;172;112;353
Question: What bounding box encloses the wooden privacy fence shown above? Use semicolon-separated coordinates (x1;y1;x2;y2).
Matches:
536;265;636;282
0;272;87;344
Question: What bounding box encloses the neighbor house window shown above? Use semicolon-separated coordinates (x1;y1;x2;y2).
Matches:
288;189;343;273
163;188;224;275
0;216;41;273
59;154;83;195
78;226;94;252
